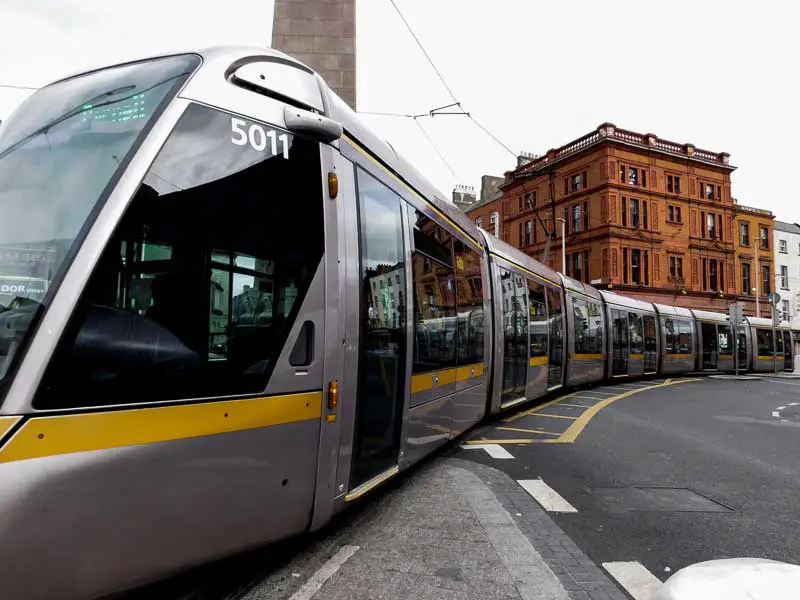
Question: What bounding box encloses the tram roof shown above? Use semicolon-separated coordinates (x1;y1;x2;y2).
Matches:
559;274;602;301
691;309;729;323
600;290;656;313
652;303;694;319
478;230;562;287
746;316;791;329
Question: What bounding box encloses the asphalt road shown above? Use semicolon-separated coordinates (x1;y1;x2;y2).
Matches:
454;375;800;583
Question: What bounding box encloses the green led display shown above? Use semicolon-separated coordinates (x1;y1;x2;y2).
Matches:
81;92;149;124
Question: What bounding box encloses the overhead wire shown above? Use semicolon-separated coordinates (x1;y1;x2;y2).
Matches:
386;0;519;160
0;83;38;91
413;116;459;180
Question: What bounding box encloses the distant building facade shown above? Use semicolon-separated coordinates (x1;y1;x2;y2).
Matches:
773;221;800;322
479;122;774;315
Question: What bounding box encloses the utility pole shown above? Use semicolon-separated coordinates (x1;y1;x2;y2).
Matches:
755;241;761;318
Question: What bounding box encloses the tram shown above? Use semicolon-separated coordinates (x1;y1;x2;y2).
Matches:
0;46;792;599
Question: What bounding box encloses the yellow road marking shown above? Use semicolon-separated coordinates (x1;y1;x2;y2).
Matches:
502;392;581;423
557;378;700;443
556;403;595;408
664;378;672;384
528;413;577;420
465;438;536;445
497;426;561;435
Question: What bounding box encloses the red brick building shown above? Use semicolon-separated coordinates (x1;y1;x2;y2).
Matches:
465;123;774;314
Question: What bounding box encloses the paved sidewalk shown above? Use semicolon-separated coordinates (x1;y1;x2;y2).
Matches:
243;458;628;600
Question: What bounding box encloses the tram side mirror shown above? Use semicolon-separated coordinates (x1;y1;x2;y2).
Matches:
283;106;342;144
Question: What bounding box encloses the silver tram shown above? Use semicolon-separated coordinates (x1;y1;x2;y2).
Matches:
0;46;793;598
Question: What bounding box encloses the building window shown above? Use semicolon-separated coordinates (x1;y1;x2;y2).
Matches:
643;201;649;229
701;211;706;237
518;196;523;211
669;255;684;280
628;168;638;186
533;190;538;208
518;222;525;247
779;239;788;254
762;264;771;295
781;265;789;289
641;169;647;188
742;263;751;295
709;260;717;291
525;220;532;246
701;182;714;199
572;253;583;283
572;204;582;232
667;205;682;223
740;222;750;246
759;226;769;250
623;248;629;284
667;175;681;194
524;193;532;210
702;259;708;291
620;165;626;182
630;199;640;228
621;197;627;227
707;213;715;239
631;249;641;284
475;217;482;228
782;299;790;322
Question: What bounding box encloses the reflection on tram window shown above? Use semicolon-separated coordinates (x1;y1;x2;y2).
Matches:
756;328;774;357
34;103;323;408
629;312;644;354
676;319;693;354
501;269;528;403
611;308;628;374
572;297;603;355
454;240;485;366
718;325;732;355
528;279;547;358
411;211;456;373
545;285;563;387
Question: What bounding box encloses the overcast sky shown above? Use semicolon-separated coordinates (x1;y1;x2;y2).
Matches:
1;1;797;222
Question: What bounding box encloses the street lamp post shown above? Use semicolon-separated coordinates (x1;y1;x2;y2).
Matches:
556;217;566;274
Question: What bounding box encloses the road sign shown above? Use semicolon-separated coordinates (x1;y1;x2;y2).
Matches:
768;292;781;307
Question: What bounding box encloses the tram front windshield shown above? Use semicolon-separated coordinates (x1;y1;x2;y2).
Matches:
0;53;200;388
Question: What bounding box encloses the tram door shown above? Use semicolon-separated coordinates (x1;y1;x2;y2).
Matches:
545;285;564;389
501;269;529;404
736;330;748;370
351;169;407;488
643;315;658;373
611;309;628;375
701;322;718;369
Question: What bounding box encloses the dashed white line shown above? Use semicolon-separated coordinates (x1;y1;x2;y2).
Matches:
518;478;578;513
602;561;662;600
777;406;787;411
773;411;781;418
461;443;514;459
289;545;360;600
790;402;799;406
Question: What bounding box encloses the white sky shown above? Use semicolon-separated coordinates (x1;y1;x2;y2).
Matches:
1;0;798;222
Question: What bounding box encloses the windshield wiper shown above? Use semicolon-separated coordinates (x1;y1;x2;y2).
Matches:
0;71;191;161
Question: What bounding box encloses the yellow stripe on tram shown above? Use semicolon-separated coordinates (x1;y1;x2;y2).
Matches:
0;391;322;464
411;363;484;393
573;353;604;360
529;356;548;367
0;416;20;442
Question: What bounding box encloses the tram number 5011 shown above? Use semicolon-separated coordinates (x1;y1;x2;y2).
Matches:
231;118;290;159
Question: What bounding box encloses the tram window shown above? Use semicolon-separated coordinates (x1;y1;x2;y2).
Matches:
664;318;677;354
629;312;644;354
528;278;548;358
677;319;693;354
572;296;603;354
545;285;564;387
453;240;484;366
34;103;323;408
411;211;456;373
718;325;732;355
756;328;774;357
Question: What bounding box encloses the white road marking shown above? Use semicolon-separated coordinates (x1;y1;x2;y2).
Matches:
777;406;787;410
518;479;578;513
460;443;514;459
790;402;799;406
289;545;360;600
602;561;662;600
773;411;781;418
